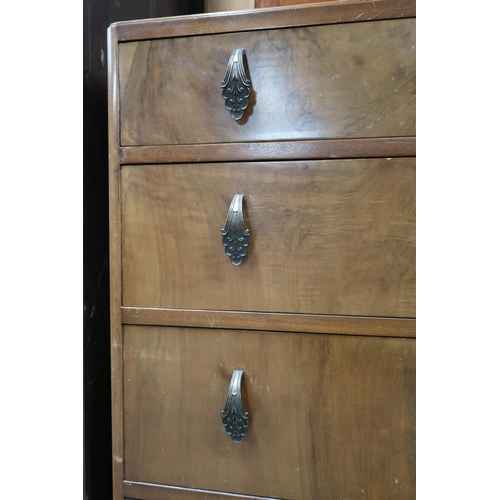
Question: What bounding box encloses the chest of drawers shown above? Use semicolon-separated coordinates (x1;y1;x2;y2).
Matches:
108;1;416;499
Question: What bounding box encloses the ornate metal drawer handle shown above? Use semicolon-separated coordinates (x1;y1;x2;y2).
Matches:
221;370;249;443
221;194;250;266
221;48;251;121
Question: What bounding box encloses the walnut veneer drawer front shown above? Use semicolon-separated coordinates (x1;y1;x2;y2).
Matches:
121;158;415;317
123;326;416;499
119;18;415;146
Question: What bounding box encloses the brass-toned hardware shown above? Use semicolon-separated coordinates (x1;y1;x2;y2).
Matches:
221;370;249;443
221;194;250;266
221;48;251;120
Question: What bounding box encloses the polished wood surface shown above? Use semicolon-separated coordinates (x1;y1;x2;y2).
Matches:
124;481;274;499
110;3;417;499
115;0;416;41
123;325;416;499
119;18;415;146
121;158;416;317
107;24;124;500
122;307;416;337
120;137;416;164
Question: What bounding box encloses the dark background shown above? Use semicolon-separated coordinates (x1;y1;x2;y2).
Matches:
83;1;204;498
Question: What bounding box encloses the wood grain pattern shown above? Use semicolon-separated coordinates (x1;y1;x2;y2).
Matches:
115;0;416;41
119;18;415;146
122;307;416;337
121;158;416;317
123;326;416;499
107;24;124;500
110;4;418;500
119;137;416;164
124;481;274;499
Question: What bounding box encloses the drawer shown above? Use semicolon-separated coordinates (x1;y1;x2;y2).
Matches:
121;158;415;317
119;18;415;146
123;325;416;499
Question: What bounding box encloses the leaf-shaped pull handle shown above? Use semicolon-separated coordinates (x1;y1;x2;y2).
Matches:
221;370;249;443
221;48;251;121
221;194;250;266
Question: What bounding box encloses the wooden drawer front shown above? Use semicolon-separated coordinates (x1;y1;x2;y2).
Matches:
119;18;415;146
121;158;415;317
123;326;416;499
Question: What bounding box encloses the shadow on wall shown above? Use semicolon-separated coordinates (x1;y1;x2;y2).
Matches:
83;2;203;499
